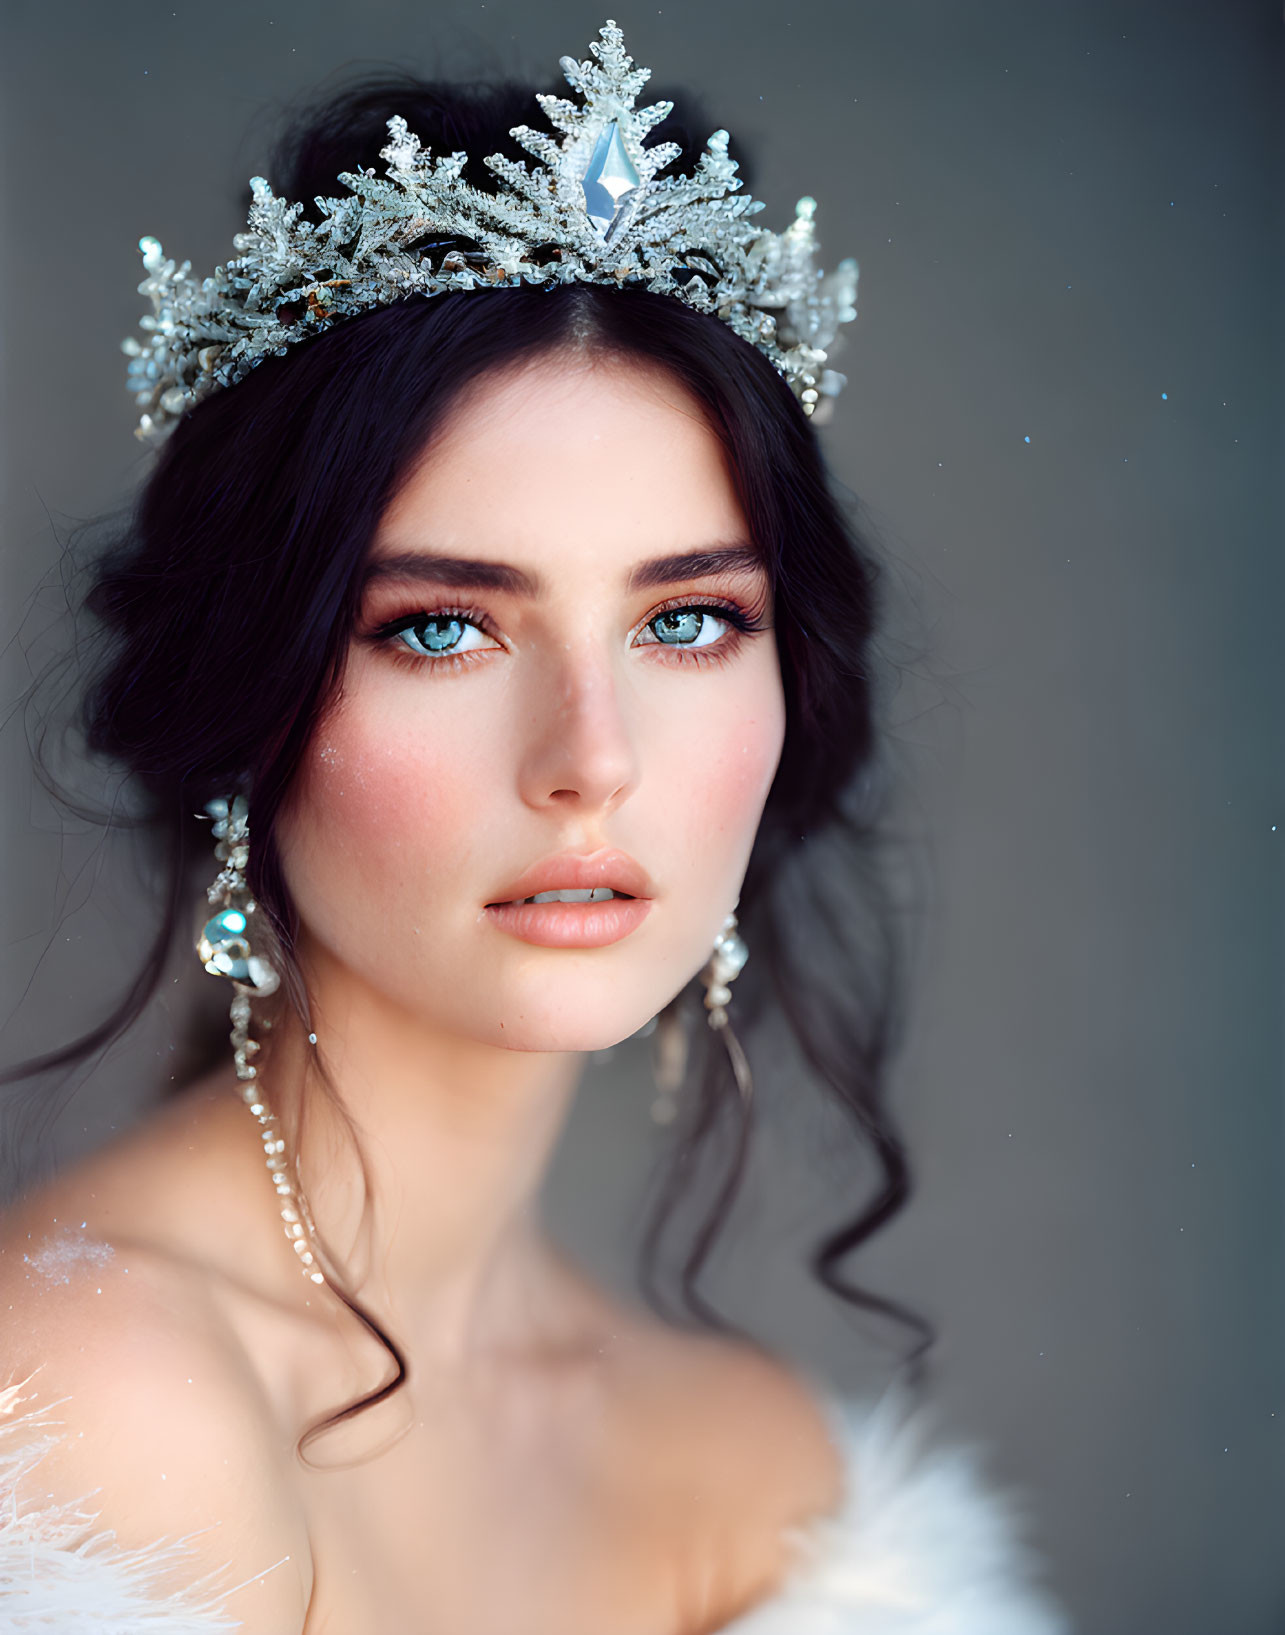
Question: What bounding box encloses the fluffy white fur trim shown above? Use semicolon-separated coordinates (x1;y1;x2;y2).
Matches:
720;1380;1072;1633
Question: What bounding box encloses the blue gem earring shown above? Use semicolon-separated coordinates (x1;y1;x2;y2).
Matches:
196;795;280;995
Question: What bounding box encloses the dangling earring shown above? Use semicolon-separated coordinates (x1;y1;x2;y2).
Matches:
701;911;748;1029
197;794;327;1288
197;795;279;995
651;911;752;1122
702;910;752;1106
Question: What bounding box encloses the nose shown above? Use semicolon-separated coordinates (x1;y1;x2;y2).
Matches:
515;644;641;816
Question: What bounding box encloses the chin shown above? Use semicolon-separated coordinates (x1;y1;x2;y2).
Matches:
480;1010;657;1056
457;976;682;1056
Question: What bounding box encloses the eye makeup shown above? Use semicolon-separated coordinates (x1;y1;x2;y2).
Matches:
358;587;772;675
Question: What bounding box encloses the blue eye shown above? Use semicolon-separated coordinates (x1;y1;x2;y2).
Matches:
389;614;499;659
643;606;730;650
369;596;767;670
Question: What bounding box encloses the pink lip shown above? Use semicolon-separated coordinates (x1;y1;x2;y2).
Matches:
484;896;653;948
484;848;655;948
486;848;653;908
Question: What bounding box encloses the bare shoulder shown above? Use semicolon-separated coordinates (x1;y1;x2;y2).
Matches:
0;1181;312;1630
613;1319;845;1535
666;1330;845;1521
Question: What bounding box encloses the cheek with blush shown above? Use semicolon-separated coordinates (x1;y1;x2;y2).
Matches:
279;693;482;955
669;693;786;877
721;712;786;812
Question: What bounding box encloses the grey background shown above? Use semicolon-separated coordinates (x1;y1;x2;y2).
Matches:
2;2;1281;1631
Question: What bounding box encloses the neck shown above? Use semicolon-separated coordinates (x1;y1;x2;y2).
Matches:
262;935;590;1372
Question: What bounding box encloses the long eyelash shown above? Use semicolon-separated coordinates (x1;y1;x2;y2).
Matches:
640;595;769;668
363;595;771;672
366;604;501;665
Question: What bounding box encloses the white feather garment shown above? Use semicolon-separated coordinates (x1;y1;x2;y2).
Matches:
0;1383;241;1633
0;1377;1070;1634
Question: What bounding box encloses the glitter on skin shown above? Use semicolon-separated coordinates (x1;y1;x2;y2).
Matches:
27;1231;115;1286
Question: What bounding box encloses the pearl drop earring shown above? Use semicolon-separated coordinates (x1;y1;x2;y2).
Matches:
701;912;749;1030
196;795;327;1289
701;910;753;1106
651;910;753;1122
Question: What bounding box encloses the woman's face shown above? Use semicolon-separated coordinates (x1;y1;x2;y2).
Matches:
277;350;786;1052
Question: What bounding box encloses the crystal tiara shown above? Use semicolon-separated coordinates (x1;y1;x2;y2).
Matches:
121;18;858;445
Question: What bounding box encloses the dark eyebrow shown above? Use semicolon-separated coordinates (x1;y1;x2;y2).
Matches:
360;543;765;597
628;543;765;591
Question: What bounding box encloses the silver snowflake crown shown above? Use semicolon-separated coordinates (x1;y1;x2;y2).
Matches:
122;19;858;445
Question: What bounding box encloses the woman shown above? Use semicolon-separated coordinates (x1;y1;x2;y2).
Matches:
0;22;1070;1633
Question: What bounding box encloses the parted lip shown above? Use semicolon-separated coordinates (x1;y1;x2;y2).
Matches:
486;849;654;907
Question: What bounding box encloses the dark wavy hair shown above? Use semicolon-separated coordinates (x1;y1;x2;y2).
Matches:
4;71;936;1447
